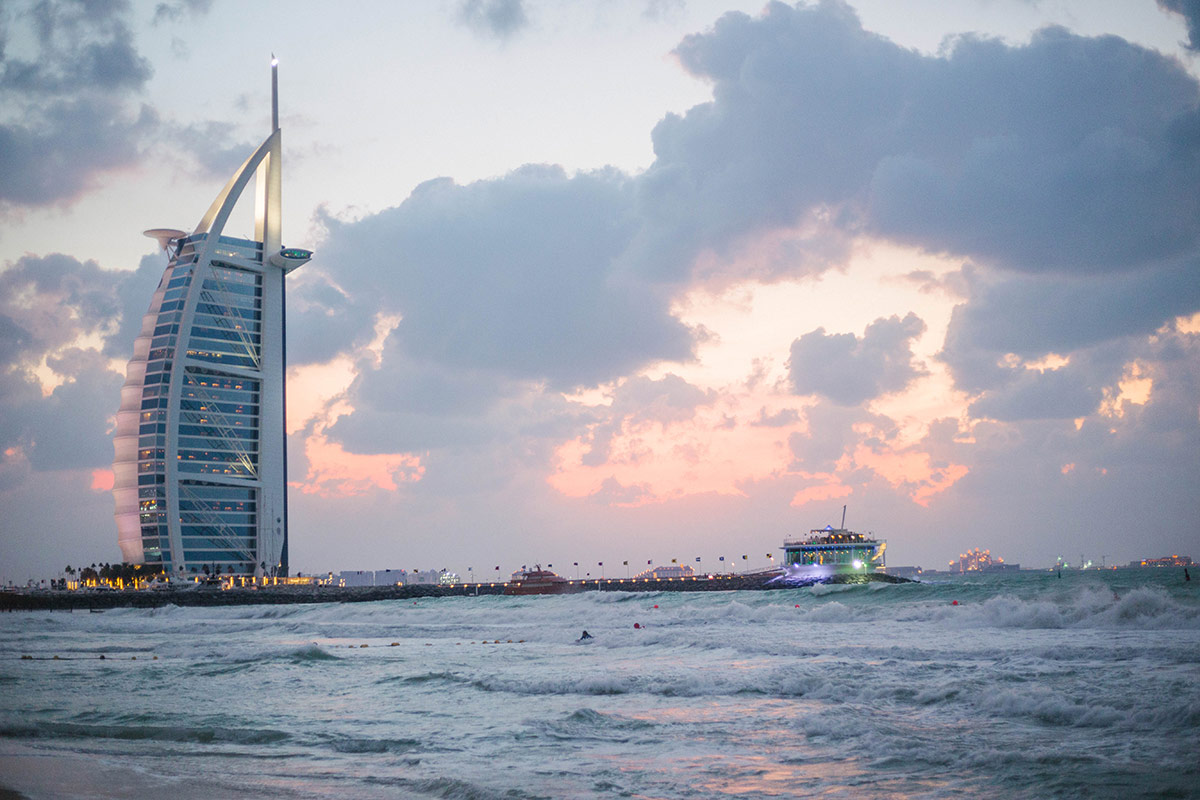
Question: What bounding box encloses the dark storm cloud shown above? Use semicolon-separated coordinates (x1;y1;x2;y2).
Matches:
0;0;156;209
0;252;152;476
1159;0;1200;50
967;364;1105;422
286;269;374;366
787;313;927;406
103;253;168;358
0;0;151;95
314;166;694;388
940;258;1200;395
635;2;1200;285
24;348;124;470
457;0;529;40
0;348;124;473
0;96;157;207
0;253;122;356
867;27;1200;275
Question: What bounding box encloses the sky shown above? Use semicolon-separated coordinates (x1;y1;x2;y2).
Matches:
1;0;1199;583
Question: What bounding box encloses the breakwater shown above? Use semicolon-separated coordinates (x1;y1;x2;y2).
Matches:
0;572;911;611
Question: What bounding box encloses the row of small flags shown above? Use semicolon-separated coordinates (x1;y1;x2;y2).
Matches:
454;555;776;571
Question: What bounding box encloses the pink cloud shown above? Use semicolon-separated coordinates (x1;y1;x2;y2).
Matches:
295;433;424;498
790;481;852;507
90;468;114;492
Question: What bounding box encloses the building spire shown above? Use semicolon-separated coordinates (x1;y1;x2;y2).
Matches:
271;54;279;131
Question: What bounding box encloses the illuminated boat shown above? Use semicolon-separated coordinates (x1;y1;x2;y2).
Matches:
782;527;886;573
504;566;573;595
779;507;886;582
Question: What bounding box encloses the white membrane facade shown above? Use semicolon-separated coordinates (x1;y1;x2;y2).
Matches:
113;61;311;578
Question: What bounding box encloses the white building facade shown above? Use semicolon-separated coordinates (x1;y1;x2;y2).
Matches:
112;62;310;577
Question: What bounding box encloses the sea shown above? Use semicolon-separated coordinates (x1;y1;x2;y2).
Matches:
1;569;1197;799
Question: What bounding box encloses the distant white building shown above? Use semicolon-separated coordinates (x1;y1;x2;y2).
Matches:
374;569;406;586
338;571;374;587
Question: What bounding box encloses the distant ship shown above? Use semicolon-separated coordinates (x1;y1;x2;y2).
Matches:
776;506;887;584
504;566;573;596
782;527;886;573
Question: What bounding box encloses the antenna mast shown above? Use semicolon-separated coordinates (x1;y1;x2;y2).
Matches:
841;505;847;529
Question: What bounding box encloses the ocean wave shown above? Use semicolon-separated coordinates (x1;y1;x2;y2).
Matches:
287;642;340;661
978;687;1126;727
0;720;290;745
318;732;421;754
367;775;546;800
378;670;471;687
961;586;1200;630
528;707;656;743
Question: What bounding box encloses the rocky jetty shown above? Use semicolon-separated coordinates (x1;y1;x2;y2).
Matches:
0;571;911;612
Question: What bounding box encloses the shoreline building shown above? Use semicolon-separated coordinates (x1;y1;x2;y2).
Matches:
112;60;311;578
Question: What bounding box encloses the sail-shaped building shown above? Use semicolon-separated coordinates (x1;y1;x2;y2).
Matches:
112;61;311;578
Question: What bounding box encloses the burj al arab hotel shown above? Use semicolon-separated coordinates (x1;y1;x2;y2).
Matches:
113;61;311;578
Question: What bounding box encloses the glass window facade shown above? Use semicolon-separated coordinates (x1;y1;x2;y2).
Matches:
125;234;270;575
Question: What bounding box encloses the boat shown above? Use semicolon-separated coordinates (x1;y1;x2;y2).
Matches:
780;506;886;575
504;566;573;596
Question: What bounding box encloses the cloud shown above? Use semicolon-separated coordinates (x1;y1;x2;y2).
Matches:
0;252;151;479
171;121;263;181
788;313;928;406
313;166;694;389
151;0;213;26
308;1;1200;461
629;2;1200;285
457;0;529;40
1158;0;1200;51
0;0;156;209
940;258;1200;394
0;253;122;358
788;404;864;473
23;348;124;470
579;373;715;466
866;26;1200;275
967;363;1106;422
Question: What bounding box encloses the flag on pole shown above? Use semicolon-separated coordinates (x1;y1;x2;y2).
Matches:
598;562;603;566
623;560;628;565
671;558;677;563
719;556;725;562
494;565;499;570
695;557;701;562
742;555;748;560
647;559;652;565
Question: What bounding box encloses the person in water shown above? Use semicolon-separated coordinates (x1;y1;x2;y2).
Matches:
580;630;593;640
